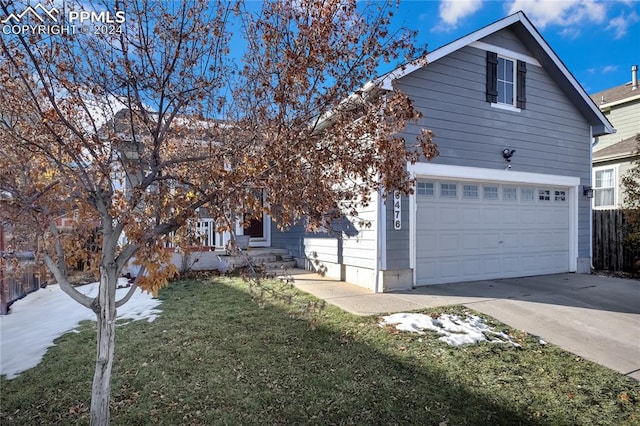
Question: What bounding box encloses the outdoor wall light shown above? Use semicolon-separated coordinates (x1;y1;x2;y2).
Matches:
502;148;516;162
583;185;594;198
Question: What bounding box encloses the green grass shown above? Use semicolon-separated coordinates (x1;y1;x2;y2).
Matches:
1;277;639;425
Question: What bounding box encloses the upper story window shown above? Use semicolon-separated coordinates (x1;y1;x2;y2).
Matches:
497;57;515;105
594;167;616;208
486;51;526;109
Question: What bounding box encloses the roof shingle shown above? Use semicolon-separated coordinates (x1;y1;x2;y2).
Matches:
593;135;640;161
590;82;639;106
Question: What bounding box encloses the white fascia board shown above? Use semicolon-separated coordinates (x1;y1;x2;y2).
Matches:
598;94;640;110
379;12;523;90
593;152;638;163
378;12;614;137
468;41;541;66
407;162;580;187
513;16;614;136
314;80;380;131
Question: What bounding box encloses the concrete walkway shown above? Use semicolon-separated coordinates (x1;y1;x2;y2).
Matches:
287;270;640;381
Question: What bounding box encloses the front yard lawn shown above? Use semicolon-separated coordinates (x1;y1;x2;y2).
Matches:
1;276;639;425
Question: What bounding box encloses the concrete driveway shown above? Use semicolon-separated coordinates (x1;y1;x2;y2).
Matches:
289;271;640;381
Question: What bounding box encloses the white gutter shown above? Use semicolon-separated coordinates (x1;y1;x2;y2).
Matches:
597;93;640;110
598;95;640;111
313;80;380;133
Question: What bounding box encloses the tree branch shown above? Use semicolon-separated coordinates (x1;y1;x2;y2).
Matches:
42;253;94;309
115;265;146;308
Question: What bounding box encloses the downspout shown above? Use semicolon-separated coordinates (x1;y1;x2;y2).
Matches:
373;91;389;294
373;188;382;294
590;125;594;272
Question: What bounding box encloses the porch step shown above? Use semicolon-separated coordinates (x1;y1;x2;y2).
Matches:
219;247;296;270
262;260;297;270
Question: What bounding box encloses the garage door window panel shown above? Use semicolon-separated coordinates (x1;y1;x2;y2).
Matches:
503;187;517;201
521;187;535;202
440;183;458;198
417;181;435;197
483;185;499;200
463;184;479;199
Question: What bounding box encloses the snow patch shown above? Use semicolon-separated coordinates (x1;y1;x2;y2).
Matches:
380;312;521;347
0;279;161;379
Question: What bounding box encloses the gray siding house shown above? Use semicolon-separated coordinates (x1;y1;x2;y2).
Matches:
271;12;613;292
590;66;640;209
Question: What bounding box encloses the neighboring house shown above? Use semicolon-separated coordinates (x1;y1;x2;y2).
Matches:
271;11;613;291
590;66;640;209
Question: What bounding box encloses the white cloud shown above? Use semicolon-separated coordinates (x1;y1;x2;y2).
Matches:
438;0;483;29
507;0;606;30
559;27;581;39
585;65;618;76
605;12;640;39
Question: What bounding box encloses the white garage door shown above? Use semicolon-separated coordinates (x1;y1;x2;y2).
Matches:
415;179;570;286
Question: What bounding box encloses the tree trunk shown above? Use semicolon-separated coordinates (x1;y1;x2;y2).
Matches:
90;265;117;426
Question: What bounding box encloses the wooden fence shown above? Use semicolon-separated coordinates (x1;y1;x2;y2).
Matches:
592;209;639;273
0;256;47;315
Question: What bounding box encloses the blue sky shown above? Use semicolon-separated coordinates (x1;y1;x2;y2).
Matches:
382;0;640;94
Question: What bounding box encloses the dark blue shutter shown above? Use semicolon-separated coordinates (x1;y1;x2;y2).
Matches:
517;60;527;109
486;51;498;103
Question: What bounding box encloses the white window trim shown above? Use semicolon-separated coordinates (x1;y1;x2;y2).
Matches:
592;165;618;209
491;103;521;113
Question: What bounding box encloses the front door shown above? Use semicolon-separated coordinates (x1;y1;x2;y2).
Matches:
242;189;270;247
245;216;264;238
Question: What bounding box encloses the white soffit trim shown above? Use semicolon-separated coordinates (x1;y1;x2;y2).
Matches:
379;12;523;90
513;16;614;135
376;12;613;136
407;162;580;187
469;41;541;66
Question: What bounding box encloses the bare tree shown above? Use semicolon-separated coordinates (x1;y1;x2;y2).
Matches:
0;0;435;424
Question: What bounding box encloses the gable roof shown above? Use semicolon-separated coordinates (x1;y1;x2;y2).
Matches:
376;11;614;137
590;82;640;109
593;135;640;163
